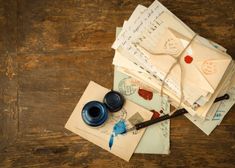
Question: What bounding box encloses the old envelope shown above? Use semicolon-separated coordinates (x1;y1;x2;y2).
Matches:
65;81;152;161
137;26;232;95
114;67;170;154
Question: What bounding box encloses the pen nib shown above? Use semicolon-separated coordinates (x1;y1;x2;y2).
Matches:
125;126;136;133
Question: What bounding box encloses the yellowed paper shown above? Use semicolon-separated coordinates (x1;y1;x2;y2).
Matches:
65;81;152;161
112;0;233;118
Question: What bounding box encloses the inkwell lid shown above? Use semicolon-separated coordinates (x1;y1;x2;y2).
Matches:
103;90;125;112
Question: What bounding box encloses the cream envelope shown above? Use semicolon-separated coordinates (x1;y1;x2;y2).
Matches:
196;62;235;118
65;81;152;161
137;27;232;97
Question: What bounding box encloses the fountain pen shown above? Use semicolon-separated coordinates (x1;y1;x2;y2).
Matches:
125;94;230;133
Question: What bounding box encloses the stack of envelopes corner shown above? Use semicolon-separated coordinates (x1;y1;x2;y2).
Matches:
112;0;234;121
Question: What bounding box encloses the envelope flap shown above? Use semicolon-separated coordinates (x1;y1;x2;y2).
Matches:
193;58;232;90
182;63;215;93
167;28;232;93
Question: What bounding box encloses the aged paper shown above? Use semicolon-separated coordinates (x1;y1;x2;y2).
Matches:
65;81;152;161
185;73;235;135
112;0;233;119
114;67;170;154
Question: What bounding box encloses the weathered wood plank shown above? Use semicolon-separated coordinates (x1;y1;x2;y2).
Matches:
0;120;235;168
16;51;113;135
0;0;19;151
16;0;235;56
0;0;235;167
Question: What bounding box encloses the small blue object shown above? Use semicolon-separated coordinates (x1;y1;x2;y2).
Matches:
113;120;127;134
109;134;114;149
109;120;127;149
81;101;108;127
104;90;125;112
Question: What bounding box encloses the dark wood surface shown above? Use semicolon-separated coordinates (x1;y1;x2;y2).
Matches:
0;0;235;167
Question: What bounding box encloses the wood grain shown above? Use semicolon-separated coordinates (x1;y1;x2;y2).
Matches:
0;0;235;167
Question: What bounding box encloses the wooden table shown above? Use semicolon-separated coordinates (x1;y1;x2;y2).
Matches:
0;0;235;167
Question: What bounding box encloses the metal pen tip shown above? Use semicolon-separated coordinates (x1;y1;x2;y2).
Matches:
125;126;136;133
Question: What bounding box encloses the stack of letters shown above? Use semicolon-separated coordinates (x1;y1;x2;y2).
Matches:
112;0;235;153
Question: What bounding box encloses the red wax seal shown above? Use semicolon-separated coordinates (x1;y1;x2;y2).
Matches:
150;110;161;119
184;55;193;64
138;88;153;100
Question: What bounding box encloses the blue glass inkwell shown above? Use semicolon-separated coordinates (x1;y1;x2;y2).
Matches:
82;90;125;127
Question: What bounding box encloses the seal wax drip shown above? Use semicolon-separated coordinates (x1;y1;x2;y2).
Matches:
184;55;193;64
138;88;153;100
150;110;161;119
